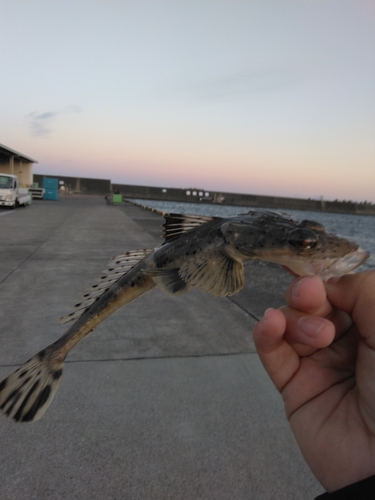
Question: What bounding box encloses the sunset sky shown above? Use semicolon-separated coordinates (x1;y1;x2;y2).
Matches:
0;1;374;202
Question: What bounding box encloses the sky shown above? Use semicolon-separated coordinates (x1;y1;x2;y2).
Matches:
0;0;374;202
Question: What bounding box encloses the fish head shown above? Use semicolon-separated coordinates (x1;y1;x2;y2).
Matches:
221;211;369;280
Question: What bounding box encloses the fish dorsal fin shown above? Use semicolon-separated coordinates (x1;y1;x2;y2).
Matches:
162;213;215;241
60;249;152;325
179;250;245;297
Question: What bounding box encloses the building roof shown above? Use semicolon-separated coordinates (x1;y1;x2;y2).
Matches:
0;143;38;163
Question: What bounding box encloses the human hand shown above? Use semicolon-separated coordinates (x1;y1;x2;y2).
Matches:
252;271;375;492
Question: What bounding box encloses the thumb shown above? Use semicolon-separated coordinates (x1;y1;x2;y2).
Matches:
252;308;299;392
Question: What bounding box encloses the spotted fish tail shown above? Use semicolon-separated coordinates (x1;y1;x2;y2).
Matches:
0;347;64;423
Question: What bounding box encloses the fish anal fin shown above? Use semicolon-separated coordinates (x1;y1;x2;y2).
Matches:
60;249;151;326
142;268;189;297
107;248;152;267
60;297;99;325
162;213;215;242
179;252;244;297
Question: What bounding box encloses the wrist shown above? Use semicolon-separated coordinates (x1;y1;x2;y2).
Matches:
315;475;375;499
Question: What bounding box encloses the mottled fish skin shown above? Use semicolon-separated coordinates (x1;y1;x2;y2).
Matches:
0;210;369;423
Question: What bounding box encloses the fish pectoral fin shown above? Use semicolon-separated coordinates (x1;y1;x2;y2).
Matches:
179;252;244;297
142;268;189;296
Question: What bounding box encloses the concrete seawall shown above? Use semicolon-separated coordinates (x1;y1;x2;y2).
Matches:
112;183;375;215
34;173;375;215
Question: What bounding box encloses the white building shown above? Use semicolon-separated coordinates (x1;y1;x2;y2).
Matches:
0;143;37;186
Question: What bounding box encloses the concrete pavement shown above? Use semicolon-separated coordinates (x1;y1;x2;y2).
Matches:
0;195;323;499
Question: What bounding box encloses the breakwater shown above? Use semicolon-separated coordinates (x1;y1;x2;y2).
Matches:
33;174;375;215
113;183;375;216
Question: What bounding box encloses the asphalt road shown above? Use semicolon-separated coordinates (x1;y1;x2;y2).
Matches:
0;195;323;499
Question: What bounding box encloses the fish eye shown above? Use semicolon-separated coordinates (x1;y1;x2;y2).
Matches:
288;229;318;250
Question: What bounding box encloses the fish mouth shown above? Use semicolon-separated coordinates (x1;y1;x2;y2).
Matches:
277;247;370;281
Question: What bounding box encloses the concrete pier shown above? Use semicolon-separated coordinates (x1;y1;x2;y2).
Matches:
0;196;323;499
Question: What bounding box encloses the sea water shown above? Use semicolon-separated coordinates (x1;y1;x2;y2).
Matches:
131;199;375;271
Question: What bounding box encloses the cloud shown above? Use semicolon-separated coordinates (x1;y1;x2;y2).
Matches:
25;106;82;137
35;111;58;120
169;66;311;102
24;111;57;136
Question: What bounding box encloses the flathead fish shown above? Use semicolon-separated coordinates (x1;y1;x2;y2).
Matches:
0;210;369;423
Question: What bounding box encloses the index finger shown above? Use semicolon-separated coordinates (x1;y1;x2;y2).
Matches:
285;276;332;317
283;275;353;343
326;271;375;347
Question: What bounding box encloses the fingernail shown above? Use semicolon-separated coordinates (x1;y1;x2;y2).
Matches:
263;307;274;318
259;308;274;325
298;317;326;339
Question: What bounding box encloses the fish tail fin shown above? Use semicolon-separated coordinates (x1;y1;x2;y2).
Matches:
0;347;65;423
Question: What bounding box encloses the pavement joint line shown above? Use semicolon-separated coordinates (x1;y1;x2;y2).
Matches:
226;296;261;322
0;350;257;369
0;210;75;286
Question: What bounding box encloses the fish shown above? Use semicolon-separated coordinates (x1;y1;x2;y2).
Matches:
0;210;369;423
